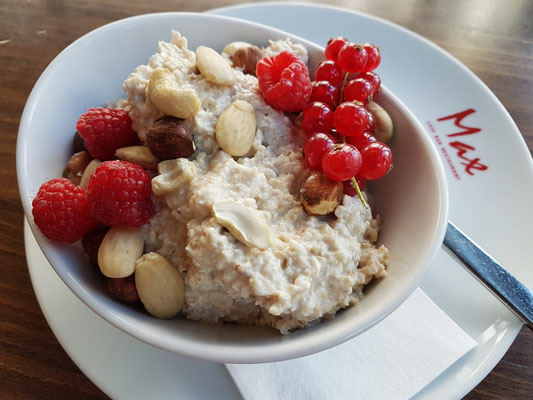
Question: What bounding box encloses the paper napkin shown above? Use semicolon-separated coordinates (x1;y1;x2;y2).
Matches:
226;288;477;400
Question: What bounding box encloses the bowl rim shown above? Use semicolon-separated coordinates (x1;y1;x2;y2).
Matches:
16;11;449;363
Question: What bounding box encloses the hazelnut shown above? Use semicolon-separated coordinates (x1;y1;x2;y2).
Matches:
107;274;140;303
62;151;92;186
146;116;196;160
232;45;263;76
300;172;343;215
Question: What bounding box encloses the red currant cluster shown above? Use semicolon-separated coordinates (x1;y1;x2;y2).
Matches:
302;37;393;204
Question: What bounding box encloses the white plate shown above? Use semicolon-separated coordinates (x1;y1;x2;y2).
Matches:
24;3;532;399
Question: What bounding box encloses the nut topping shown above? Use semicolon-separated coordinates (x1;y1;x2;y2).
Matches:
300;172;343;215
107;274;141;303
151;158;197;195
135;252;185;318
232;45;263;76
222;41;253;57
145;116;195;160
147;68;201;119
366;101;393;143
79;158;101;190
62;151;92;186
97;227;144;278
115;145;159;170
215;100;256;157
213;201;274;249
196;46;236;86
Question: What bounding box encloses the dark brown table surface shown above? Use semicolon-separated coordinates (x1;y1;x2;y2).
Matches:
1;0;531;398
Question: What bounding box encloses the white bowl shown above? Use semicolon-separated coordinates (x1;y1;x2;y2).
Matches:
17;12;448;363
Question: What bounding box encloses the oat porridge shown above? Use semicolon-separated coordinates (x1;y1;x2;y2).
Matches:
31;32;391;334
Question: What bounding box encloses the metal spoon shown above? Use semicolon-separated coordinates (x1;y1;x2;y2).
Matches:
443;222;533;330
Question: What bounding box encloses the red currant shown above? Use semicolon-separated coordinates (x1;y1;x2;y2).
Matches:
359;142;393;180
358;71;381;96
361;44;381;72
301;102;334;134
366;110;376;132
333;102;369;137
337;43;368;73
347;131;377;151
322;144;362;181
343;176;367;196
315;60;344;87
343;78;374;104
303;132;336;170
325;37;349;62
310;81;340;108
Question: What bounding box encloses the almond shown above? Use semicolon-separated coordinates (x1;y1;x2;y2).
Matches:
196;46;236;86
145;116;195;160
62;151;92;186
300;172;343;215
232;45;263;76
135;252;185;318
97;227;144;278
79;159;101;190
215;100;256;156
115;145;159;170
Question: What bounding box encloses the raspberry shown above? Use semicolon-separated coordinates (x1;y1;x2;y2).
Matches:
256;51;311;112
87;160;153;228
76;107;139;160
32;178;96;243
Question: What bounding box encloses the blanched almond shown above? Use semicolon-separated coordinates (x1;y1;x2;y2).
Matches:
115;146;159;170
97;227;144;278
135;252;185;318
215;100;256;156
223;41;253;57
79;159;101;189
196;46;236;86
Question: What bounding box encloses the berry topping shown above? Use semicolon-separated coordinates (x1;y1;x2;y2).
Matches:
343;78;375;104
358;71;381;96
315;60;344;87
304;132;336;170
343;176;367;196
366;110;376;132
337;43;368;73
310;81;340;108
87;160;153;228
325;37;349;62
347;131;377;151
302;102;334;134
333;102;370;137
32;178;97;243
361;44;381;72
76;107;139;160
359;142;393;180
322;144;362;181
256;51;311;112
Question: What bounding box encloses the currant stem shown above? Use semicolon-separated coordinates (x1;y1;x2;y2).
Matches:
350;176;368;208
339;72;349;102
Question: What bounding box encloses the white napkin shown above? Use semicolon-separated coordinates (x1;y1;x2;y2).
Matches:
226;288;477;400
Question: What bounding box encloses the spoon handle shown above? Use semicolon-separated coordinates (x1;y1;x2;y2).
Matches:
443;222;533;331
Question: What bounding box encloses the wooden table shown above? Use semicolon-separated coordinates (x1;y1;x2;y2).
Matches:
1;0;531;398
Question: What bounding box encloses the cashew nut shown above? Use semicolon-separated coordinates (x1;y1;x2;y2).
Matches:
151;158;197;195
147;68;201;119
